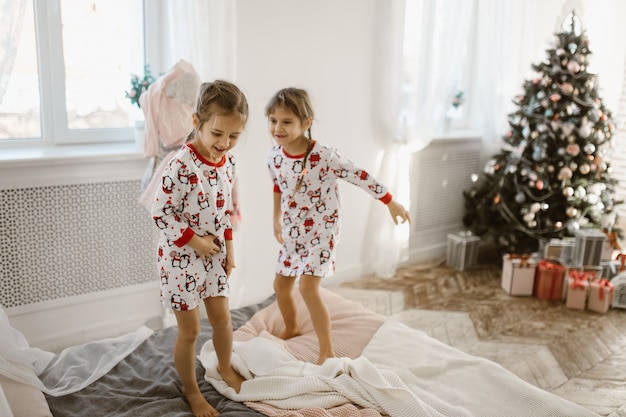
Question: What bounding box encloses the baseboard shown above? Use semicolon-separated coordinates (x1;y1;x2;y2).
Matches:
6;281;162;352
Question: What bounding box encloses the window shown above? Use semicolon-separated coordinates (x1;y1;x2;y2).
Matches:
0;0;145;147
400;0;477;136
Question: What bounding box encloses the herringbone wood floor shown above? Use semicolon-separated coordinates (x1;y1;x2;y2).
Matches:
333;259;626;416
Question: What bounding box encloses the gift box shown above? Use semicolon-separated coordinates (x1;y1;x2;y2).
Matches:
446;231;480;271
534;259;566;301
501;254;537;296
601;260;621;281
610;273;626;309
565;269;591;310
543;238;575;264
587;278;614;313
562;265;600;300
572;228;607;267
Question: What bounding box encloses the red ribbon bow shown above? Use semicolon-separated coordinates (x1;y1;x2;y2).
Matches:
616;253;626;273
596;278;614;301
568;270;589;290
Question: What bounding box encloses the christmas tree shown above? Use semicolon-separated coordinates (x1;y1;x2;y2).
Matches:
463;13;621;254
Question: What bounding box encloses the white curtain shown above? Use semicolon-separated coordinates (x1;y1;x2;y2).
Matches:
159;0;236;82
0;0;27;106
473;0;545;157
370;0;475;278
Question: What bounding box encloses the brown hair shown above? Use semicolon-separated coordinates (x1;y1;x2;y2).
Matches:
264;87;314;140
193;80;249;134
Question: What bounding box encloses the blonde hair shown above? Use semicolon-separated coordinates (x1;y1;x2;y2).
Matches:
265;87;314;139
193;80;249;134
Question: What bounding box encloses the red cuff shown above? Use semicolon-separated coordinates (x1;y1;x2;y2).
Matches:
174;227;195;247
273;184;281;193
224;228;233;240
379;192;393;205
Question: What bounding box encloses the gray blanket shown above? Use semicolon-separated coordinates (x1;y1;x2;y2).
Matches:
44;296;275;417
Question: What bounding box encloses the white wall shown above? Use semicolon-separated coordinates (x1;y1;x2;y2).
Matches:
228;0;387;308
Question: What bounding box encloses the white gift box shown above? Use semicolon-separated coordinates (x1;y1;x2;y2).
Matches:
446;231;480;271
501;254;537;296
588;279;614;313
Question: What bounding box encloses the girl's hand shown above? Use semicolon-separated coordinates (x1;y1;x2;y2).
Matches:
224;241;235;277
225;251;236;277
188;234;221;260
387;200;411;225
273;218;283;244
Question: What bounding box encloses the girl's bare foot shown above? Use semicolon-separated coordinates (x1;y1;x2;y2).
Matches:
279;327;301;340
183;388;219;417
317;350;336;365
218;365;245;393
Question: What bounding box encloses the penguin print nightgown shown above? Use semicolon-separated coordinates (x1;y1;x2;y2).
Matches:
152;144;235;311
267;141;392;278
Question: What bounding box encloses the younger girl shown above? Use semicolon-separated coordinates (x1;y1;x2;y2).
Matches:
265;87;411;365
152;80;248;417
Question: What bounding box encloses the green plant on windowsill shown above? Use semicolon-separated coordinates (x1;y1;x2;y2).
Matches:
125;65;156;108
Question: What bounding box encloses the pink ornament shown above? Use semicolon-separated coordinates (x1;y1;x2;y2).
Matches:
566;143;580;156
536;180;544;190
567;61;581;73
560;83;574;95
550;93;561;102
558;167;573;180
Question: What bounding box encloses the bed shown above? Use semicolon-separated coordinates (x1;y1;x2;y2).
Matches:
2;288;599;417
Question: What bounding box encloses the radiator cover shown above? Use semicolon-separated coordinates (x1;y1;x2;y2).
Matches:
0;180;156;309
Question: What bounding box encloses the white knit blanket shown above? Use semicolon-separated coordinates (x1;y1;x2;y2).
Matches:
202;331;437;415
201;320;599;417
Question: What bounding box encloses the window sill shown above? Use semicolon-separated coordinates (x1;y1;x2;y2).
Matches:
0;142;149;190
0;142;145;167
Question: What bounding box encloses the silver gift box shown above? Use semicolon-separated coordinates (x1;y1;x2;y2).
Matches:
446;231;481;271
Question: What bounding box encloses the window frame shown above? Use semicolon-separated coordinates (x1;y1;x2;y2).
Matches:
1;0;147;151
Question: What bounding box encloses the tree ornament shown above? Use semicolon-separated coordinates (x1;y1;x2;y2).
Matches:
567;221;580;233
578;120;592;138
567;61;581;73
530;202;541;213
579;164;591;175
566;207;578;217
566;143;580;156
558;167;573;180
560;82;574;94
